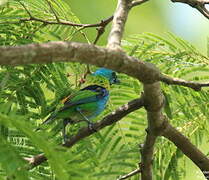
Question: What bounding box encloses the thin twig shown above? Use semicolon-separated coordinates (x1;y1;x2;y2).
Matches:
140;82;165;180
93;16;114;44
198;5;209;19
117;168;141;180
131;0;149;8
159;74;209;91
171;0;209;19
140;133;157;180
20;16;113;28
18;1;33;18
19;4;113;30
18;1;113;30
0;41;161;84
45;0;60;22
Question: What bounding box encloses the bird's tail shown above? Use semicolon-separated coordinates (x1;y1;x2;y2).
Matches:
35;113;57;131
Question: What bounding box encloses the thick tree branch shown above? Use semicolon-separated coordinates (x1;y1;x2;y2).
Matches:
107;0;149;49
160;74;209;91
0;41;160;84
107;0;131;49
170;0;209;19
93;16;114;44
26;97;145;168
140;133;157;180
141;82;165;180
1;41;209;92
142;81;209;180
163;123;209;179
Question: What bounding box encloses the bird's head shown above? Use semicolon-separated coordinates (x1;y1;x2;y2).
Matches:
93;68;120;85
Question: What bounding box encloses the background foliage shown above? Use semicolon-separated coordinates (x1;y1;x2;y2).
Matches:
0;0;209;180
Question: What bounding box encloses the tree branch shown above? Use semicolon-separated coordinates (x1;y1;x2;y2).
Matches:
163;123;209;179
170;0;209;19
140;133;157;180
19;1;33;18
26;97;145;168
142;80;209;180
45;0;60;22
20;15;113;29
141;82;165;180
131;0;149;7
0;41;160;84
107;0;131;49
93;16;114;44
1;41;209;92
117;168;141;180
18;2;113;29
107;0;149;49
160;74;209;91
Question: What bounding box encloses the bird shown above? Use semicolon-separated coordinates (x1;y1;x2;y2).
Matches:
38;68;119;142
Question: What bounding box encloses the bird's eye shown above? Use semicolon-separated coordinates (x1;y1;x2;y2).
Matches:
112;72;116;77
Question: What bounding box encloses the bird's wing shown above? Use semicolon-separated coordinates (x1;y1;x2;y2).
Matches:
41;90;99;125
42;85;107;125
58;89;101;112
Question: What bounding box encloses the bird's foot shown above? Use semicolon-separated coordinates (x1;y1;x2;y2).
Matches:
88;122;97;132
63;135;70;144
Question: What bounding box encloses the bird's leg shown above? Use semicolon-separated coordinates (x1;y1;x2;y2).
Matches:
76;107;97;132
62;118;71;143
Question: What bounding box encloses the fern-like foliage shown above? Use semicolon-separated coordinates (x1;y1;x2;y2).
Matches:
123;33;209;180
0;1;209;180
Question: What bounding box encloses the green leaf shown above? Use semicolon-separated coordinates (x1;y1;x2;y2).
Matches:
163;90;172;119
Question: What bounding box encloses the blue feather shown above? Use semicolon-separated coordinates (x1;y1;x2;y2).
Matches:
38;68;119;142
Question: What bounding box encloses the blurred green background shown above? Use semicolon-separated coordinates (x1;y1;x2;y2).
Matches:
69;0;208;54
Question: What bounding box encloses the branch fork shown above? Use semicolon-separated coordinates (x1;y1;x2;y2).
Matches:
171;0;209;19
2;0;209;180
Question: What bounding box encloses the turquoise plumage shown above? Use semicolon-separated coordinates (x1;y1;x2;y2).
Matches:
40;68;119;142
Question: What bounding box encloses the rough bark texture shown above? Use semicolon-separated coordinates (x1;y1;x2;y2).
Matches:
140;82;165;180
0;42;160;84
107;0;131;49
